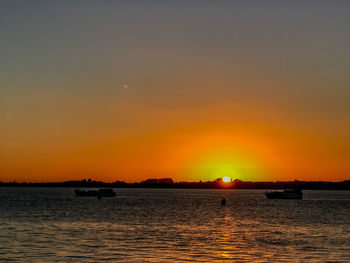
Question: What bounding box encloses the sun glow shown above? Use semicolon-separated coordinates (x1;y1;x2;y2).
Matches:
222;176;231;183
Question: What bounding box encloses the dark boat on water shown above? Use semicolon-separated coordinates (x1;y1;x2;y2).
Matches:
265;189;302;200
75;188;116;197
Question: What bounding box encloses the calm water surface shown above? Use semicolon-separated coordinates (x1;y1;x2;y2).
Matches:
0;188;350;262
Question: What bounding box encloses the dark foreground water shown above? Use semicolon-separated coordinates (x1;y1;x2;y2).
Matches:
0;188;350;262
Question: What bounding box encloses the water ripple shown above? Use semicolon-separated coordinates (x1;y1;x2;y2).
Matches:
0;188;350;262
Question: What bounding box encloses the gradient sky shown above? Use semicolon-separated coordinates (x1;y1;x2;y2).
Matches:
1;1;350;182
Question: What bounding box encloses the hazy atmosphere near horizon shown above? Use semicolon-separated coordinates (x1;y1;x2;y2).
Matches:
1;0;350;183
3;2;350;263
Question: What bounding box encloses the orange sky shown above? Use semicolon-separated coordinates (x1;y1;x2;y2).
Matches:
1;2;350;182
1;103;350;182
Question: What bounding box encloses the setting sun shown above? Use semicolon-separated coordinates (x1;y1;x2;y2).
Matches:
1;1;350;262
222;176;232;183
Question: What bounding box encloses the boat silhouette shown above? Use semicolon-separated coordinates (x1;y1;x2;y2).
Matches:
265;189;302;199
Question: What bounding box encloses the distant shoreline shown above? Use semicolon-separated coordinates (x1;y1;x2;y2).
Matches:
1;179;350;190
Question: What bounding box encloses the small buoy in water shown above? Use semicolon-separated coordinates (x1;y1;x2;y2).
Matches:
221;198;226;205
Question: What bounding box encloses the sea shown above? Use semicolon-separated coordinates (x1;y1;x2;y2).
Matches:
0;188;350;262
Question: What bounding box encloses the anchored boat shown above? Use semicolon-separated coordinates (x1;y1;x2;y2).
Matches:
265;189;302;199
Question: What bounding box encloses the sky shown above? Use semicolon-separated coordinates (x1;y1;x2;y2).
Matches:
1;1;350;183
